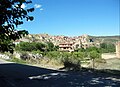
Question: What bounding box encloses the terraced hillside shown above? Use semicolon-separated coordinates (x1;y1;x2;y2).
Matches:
20;34;120;45
90;35;120;44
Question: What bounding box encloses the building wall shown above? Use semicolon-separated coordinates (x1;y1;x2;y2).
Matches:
116;42;120;58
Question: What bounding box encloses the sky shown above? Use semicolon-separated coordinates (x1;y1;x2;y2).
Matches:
19;0;119;36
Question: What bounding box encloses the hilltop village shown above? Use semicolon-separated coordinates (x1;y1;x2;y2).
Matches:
15;34;100;52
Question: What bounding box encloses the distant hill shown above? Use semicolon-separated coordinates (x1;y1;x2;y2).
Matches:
19;34;120;45
90;35;120;44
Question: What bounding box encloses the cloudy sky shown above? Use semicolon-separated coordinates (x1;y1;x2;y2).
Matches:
19;0;119;36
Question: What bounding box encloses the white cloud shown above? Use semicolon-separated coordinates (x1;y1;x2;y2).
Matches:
34;4;42;8
21;3;26;9
40;8;44;11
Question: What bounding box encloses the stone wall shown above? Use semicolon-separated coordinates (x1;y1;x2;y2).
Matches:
116;42;120;58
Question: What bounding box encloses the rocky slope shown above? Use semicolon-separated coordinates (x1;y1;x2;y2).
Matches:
19;34;120;45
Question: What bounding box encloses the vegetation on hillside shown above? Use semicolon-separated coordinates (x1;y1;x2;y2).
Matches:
14;41;116;70
100;43;115;53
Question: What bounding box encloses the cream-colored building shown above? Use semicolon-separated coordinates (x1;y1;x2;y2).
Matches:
59;39;100;52
59;42;75;52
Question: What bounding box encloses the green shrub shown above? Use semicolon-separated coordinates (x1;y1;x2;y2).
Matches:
9;57;26;64
61;52;81;71
95;58;106;63
15;42;46;52
100;43;115;53
44;51;63;64
20;52;30;60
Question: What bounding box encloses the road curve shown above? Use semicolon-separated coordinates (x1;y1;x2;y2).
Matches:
0;59;120;87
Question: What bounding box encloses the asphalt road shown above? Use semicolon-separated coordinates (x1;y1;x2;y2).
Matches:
0;59;120;87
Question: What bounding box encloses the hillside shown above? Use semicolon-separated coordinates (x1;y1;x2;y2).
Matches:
19;34;120;45
90;35;120;44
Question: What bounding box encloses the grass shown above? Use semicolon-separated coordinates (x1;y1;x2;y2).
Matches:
8;57;26;64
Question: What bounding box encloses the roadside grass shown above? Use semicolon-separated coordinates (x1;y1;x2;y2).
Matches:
5;57;120;76
4;53;120;76
7;57;27;64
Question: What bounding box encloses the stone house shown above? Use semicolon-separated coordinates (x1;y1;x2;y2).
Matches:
59;42;76;52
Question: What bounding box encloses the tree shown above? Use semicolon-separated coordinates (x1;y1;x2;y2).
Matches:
15;42;34;51
100;43;115;53
35;42;46;52
0;0;34;53
46;42;54;51
89;50;101;68
15;42;46;52
86;47;101;53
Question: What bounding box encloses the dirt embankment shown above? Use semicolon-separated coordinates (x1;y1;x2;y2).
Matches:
102;53;117;59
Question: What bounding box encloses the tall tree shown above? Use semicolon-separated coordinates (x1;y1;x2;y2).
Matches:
89;50;101;68
0;0;34;53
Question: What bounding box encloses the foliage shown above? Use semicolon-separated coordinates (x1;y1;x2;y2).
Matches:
45;51;61;60
0;0;34;53
95;58;106;63
16;41;59;53
46;42;54;51
9;57;26;64
15;42;46;52
75;47;102;69
89;50;101;68
44;51;83;70
89;50;101;59
46;42;59;51
61;52;81;71
72;52;87;60
31;50;44;55
100;43;115;53
44;46;102;70
54;45;59;51
77;43;116;53
86;47;101;53
75;48;86;52
34;42;46;52
0;40;15;53
15;41;104;70
20;51;30;60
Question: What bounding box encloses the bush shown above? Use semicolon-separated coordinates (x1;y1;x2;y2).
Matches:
89;51;101;59
20;52;30;60
95;58;106;63
63;60;81;71
86;47;101;53
10;57;26;64
45;51;61;59
61;52;81;71
100;43;115;53
15;42;46;52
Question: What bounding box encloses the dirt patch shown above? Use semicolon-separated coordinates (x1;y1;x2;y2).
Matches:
96;58;120;70
102;53;117;59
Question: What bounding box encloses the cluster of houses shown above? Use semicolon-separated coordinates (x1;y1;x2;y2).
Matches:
59;34;100;52
14;34;120;58
15;34;100;52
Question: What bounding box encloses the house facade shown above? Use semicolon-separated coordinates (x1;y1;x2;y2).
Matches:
59;39;100;52
59;42;75;52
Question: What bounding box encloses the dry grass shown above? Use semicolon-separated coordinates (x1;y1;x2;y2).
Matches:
96;58;120;70
33;59;64;70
